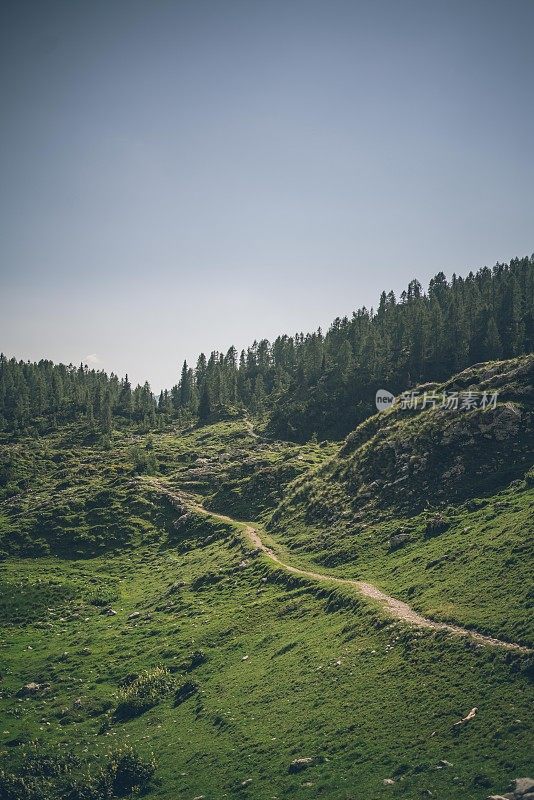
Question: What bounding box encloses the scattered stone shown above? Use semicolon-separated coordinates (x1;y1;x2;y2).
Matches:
173;513;191;530
242;655;249;661
426;555;450;569
389;533;411;550
436;759;454;769
167;581;186;594
182;650;207;671
238;560;249;569
101;608;117;616
128;612;141;619
453;706;477;726
17;682;51;697
240;778;253;787
383;778;395;785
288;757;321;774
424;515;450;538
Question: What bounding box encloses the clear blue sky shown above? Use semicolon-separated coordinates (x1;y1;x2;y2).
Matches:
1;0;533;390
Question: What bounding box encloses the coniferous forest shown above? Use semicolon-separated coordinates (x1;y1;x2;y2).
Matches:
2;255;533;440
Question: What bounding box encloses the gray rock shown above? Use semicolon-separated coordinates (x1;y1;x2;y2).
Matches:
424;515;450;538
389;533;410;551
128;612;141;619
173;513;191;530
288;757;319;774
17;682;51;697
511;778;534;797
487;778;534;800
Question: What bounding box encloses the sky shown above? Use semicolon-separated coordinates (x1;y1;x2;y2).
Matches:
1;0;533;390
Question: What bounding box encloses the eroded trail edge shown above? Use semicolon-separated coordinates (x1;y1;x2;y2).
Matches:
152;481;531;653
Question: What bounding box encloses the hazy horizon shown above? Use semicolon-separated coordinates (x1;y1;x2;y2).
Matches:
1;0;533;390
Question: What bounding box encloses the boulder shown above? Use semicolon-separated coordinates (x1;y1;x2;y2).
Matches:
173;513;191;530
511;779;534;797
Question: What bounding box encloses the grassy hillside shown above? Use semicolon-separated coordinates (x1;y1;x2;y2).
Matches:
1;367;533;799
268;356;534;647
1;491;533;800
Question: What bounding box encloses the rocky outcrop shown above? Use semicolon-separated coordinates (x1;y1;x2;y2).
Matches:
487;777;534;799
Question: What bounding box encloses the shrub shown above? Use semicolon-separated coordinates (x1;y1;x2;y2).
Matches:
115;667;175;720
23;752;80;778
65;748;156;800
0;771;41;800
102;747;156;797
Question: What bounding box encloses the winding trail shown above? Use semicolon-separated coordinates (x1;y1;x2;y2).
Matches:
150;479;531;654
243;524;530;652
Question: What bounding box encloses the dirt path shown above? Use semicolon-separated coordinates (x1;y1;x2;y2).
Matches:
243;525;530;652
149;479;531;653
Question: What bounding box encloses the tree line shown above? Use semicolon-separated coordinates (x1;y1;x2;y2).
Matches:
1;255;533;439
0;359;156;435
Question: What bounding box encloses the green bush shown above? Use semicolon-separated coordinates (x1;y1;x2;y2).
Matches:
0;748;156;800
101;747;156;797
115;667;175;720
0;771;41;800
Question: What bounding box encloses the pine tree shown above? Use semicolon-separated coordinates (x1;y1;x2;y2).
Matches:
119;375;133;417
198;383;211;422
101;391;112;435
483;316;502;361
